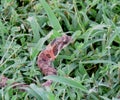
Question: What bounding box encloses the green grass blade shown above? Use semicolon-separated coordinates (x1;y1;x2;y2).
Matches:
81;60;116;64
83;38;104;49
44;75;88;92
27;16;40;42
40;0;62;32
107;27;120;46
25;84;48;100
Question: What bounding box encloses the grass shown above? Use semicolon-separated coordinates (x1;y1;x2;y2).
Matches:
0;0;120;100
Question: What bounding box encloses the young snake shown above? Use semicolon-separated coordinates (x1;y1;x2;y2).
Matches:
37;35;71;86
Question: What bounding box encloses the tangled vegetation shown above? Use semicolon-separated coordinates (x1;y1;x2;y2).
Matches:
0;0;120;100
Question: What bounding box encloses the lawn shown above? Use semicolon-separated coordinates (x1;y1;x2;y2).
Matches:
0;0;120;100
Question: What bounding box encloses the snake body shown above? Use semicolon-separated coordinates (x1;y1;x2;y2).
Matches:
37;35;71;86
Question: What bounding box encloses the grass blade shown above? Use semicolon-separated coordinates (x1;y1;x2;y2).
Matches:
81;60;116;64
27;16;40;42
40;0;62;32
25;84;48;100
44;75;87;92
